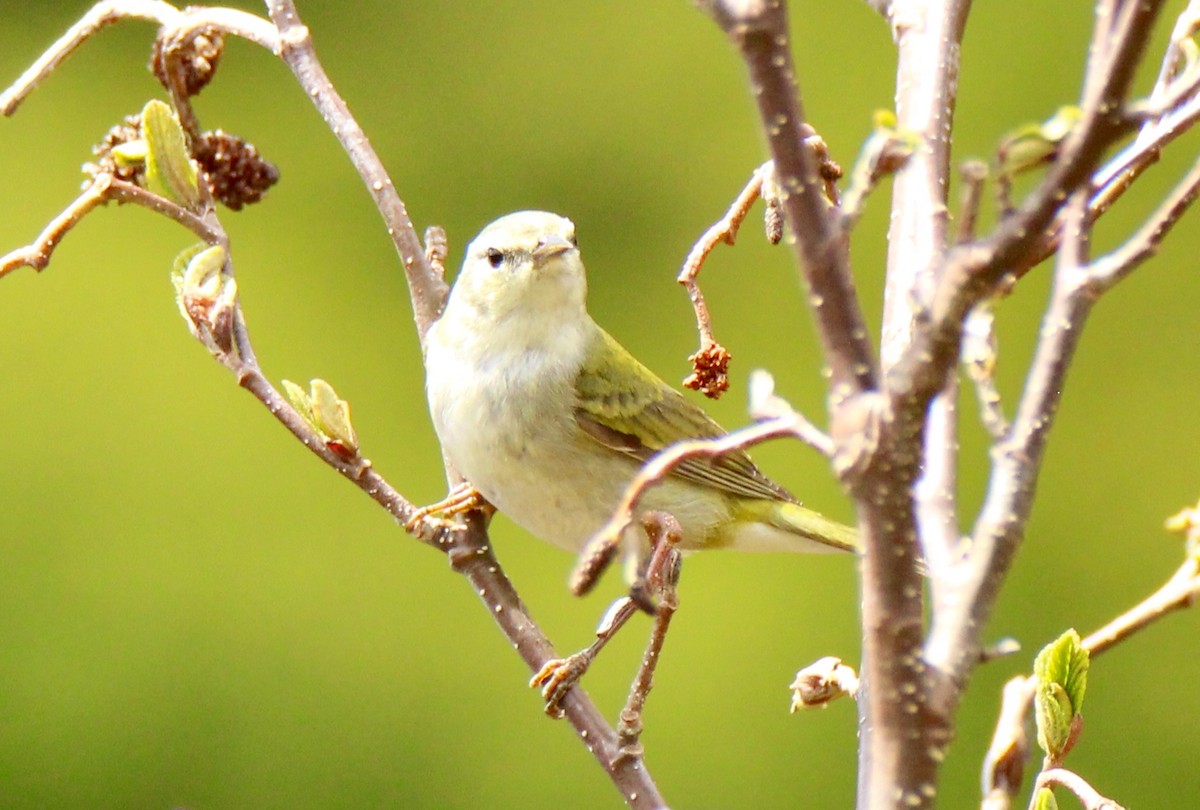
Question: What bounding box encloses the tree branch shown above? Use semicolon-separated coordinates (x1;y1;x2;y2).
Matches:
1034;769;1126;810
264;0;446;342
894;0;1165;412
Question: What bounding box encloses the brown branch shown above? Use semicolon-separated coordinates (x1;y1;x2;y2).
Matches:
896;0;1165;415
1014;2;1200;275
699;0;877;402
852;3;974;804
264;0;446;342
907;13;1168;776
616;513;683;754
955;160;989;245
1085;152;1200;293
0;1;278;117
0;174;220;279
962;304;1010;441
925;191;1096;709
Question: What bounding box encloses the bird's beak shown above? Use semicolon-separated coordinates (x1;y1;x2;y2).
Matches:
532;235;575;263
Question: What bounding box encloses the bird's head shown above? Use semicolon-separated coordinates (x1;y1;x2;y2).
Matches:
451;210;587;324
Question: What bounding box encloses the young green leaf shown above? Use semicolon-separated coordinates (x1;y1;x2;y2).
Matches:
142;99;201;210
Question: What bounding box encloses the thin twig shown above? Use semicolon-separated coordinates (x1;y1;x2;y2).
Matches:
677;164;765;399
1034;769;1126;810
265;0;446;342
0;174;220;279
699;0;877;403
0;1;278;117
838;123;915;234
1086;151;1200;293
899;0;1164;419
955;160;989;245
962;304;1010;440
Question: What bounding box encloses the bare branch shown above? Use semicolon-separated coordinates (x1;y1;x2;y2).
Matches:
955;160;989;245
982;518;1200;809
616;513;683;755
1034;769;1126;810
962;304;1010;440
1086;152;1200;293
896;0;1165;415
0;174;220;279
838;120;916;234
981;676;1033;810
925;191;1097;694
0;1;278;116
264;0;446;342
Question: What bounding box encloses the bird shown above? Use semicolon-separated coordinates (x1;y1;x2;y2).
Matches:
421;210;856;588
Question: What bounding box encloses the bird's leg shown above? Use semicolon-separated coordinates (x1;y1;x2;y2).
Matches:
616;512;682;758
531;512;684;725
403;481;491;533
530;595;641;718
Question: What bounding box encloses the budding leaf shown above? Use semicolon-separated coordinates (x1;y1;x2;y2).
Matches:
110;139;149;168
142;99;201;210
171;243;236;353
1033;629;1089;760
998;106;1082;176
282;379;359;458
281;380;311;415
1034;629;1088;713
1032;787;1059;810
310;379;359;454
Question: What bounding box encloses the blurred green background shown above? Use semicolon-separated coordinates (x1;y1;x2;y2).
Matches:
2;2;1198;808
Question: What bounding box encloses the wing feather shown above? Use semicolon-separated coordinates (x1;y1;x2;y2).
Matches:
574;328;796;503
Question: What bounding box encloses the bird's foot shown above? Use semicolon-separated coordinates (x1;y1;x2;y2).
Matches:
404;482;489;533
529;596;641;717
530;651;594;719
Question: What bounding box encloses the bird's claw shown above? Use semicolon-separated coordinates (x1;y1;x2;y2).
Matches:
404;483;487;533
530;652;593;718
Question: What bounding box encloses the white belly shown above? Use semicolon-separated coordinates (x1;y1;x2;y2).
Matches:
425;321;728;552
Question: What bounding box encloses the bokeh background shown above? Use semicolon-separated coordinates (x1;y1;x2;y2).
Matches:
1;2;1198;808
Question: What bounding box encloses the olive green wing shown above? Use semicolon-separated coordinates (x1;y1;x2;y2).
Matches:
573;328;796;503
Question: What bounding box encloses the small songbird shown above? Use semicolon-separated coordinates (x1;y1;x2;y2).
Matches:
422;211;856;582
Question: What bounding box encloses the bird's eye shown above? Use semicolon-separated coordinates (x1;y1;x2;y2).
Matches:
568;233;578;248
485;248;504;268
